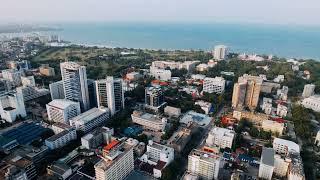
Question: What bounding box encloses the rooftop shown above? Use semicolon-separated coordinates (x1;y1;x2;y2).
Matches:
209;127;235;139
189;149;220;163
273;138;300;153
132;111;164;123
46;129;75;142
52;122;72;130
261;148;275;166
180;111;211;126
70;108;108;124
47;99;79;109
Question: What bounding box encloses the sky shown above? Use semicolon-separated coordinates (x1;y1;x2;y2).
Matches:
1;0;320;25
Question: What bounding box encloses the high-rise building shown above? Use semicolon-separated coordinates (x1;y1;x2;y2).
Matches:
95;77;124;116
0;91;26;123
81;127;113;149
187;149;220;180
49;81;65;100
60;62;90;112
302;84;315;98
213;45;228;60
95;141;134;180
202;77;226;94
145;87;164;107
2;69;23;87
258;148;275;180
232;74;263;110
87;79;98;108
46;99;81;124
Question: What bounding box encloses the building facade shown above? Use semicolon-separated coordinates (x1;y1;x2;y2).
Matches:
0;91;26;123
49;81;65;100
46;99;81;124
302;84;315;98
202;77;225;94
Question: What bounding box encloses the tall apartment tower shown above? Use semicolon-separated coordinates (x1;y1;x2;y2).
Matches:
232;74;263;110
302;84;315;98
213;45;228;60
95;76;124;116
60;62;90;112
145;87;164;107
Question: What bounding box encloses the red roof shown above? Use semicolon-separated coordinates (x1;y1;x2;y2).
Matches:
154;160;167;170
104;140;119;151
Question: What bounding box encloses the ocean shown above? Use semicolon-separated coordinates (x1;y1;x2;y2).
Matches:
46;22;320;60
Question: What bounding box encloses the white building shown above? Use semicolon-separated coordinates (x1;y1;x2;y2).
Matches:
94;142;134;180
196;64;209;72
46;99;81;124
273;138;300;155
69;107;110;133
164;106;181;117
191;74;206;80
51;122;73;134
202;77;225;94
60;62;90;112
145;86;165;108
302;95;320;112
0;91;26;123
277;104;288;117
21;76;35;87
95;77;124;116
151;60;198;72
180;111;211;127
206;127;235;149
187;149;221;180
274;154;291;177
213;45;228;60
277;86;289;101
131;111;167;132
261;98;273;115
258;148;275;180
150;66;171;81
16;86;50;102
49;81;65;100
274;75;285;83
195;101;212;114
2;69;23;86
81;127;113;149
302;84;315;98
140;141;174;178
261;120;284;135
45;128;77;150
315;130;320;146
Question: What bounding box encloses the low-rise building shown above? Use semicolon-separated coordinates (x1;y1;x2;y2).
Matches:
191;74;206;80
261;120;284;135
302;95;320;112
273;138;300;155
167;127;192;152
51;122;73;134
21;76;35;87
140;141;174;178
16;86;50;102
195;101;212;114
274;154;291;177
69;107;110;133
164;106;181;117
150;67;171;81
45;128;77;150
180;111;212;127
126;72;142;81
206;127;235;149
131;111;167;132
187;149;221;180
39;64;55;76
277;104;288;117
202;77;225;94
302;84;315;98
81;127;113;149
315;130;320;146
196;64;209;72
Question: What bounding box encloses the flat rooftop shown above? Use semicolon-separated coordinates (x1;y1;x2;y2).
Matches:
273;138;300;153
70;108;108;124
180;111;211;126
261;148;275;166
47;99;79;109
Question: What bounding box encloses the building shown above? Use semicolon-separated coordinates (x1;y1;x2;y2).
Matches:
187;149;220;180
7;60;30;70
273;138;300;155
261;120;284;135
274;154;291;177
232;74;263;110
140;141;174;178
277;104;288;117
151;60;198;71
2;69;23;86
315;130;320;146
167;127;192;152
45;128;77;150
69;107;110;133
288;152;305;180
206;127;235;149
277;86;289;101
149;66;171;81
95;76;124;116
195;101;212;114
39;64;55;76
196;64;209;72
0;91;26;123
0;163;29;180
258;148;274;180
131;111;167;132
126;72;142;81
274;75;285;83
46;99;81;124
21;76;35;87
213;45;228;60
191;74;206;80
145;86;165;108
0;79;12;94
16;86;50;102
302;84;315;98
95;141;134;180
202;77;225;94
49;81;65;100
87;79;98;108
47;162;72;180
164;106;181;117
180;111;212;127
51;122;73;134
261;97;273;115
302;95;320;112
81;127;113;149
60;62;90;111
4;156;37;180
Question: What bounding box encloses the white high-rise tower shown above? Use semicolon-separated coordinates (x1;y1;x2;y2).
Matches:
95;76;124;116
60;62;90;112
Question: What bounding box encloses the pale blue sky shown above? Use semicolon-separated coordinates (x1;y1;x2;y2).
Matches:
1;0;319;25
